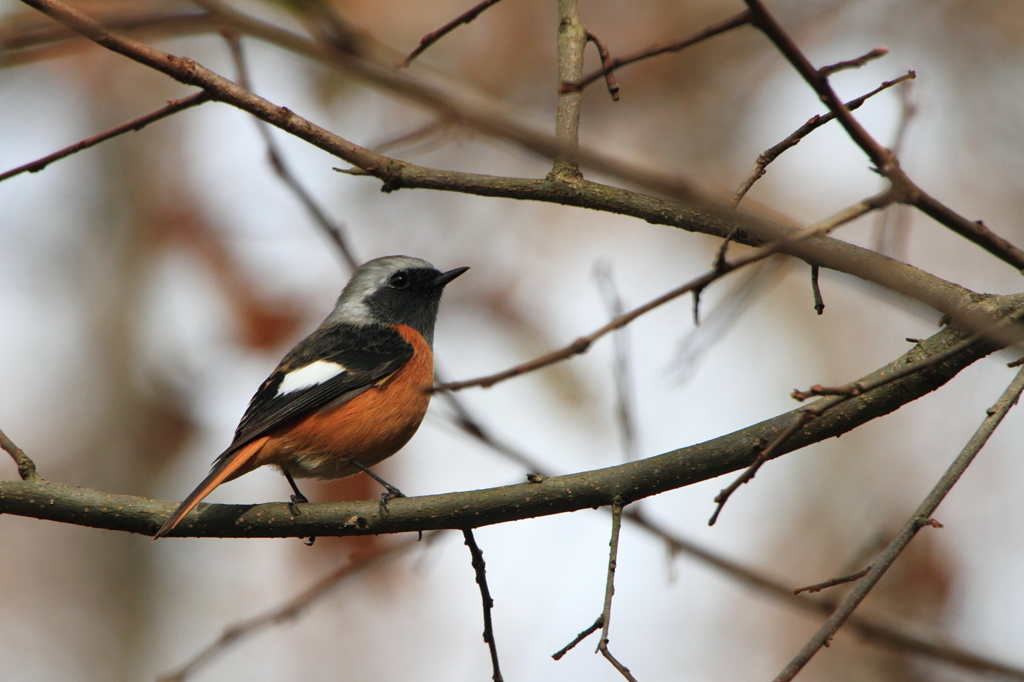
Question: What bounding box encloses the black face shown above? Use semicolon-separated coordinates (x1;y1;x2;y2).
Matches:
364;266;467;344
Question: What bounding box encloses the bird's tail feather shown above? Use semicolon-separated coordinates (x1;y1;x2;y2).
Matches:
152;437;267;540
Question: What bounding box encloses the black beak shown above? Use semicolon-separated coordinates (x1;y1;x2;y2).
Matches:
433;266;469;288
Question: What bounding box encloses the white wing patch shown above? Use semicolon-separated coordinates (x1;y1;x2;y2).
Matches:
276;360;347;396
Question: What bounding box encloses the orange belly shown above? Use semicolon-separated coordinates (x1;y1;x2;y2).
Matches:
231;324;434;481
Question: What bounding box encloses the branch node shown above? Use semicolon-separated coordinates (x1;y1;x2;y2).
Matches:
0;428;39;481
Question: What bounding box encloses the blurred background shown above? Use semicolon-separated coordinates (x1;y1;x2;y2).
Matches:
2;0;1024;680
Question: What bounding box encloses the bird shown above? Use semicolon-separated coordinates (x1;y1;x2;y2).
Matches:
153;255;468;539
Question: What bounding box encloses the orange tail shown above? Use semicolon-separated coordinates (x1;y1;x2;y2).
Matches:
153;437;268;539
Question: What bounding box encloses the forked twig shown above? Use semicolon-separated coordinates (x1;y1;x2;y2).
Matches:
774;363;1024;681
554;498;638;681
596;499;638;682
585;32;619;100
732;72;915;205
561;10;751;94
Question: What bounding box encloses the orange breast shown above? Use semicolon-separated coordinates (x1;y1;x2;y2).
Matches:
243;324;434;480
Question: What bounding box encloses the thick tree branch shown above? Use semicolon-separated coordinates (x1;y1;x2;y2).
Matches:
3;292;1021;537
549;0;587;181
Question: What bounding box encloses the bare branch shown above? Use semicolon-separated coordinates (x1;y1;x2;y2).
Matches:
911;191;1024;274
220;31;358;271
0;91;210;183
732;72;915;206
398;0;503;68
792;567;870;596
715;305;1024;522
595;498;638;682
810;264;825;315
774;363;1024;681
818;47;888;78
709;411;814;526
463;529;503;682
549;0;588;181
585;32;619;100
595;263;638;460
17;0;1006;313
562;11;752;94
629;510;1024;679
552;617;602;660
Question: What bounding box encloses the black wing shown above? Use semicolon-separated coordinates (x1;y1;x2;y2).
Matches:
225;323;413;453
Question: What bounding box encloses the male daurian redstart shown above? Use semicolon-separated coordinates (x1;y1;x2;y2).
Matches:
154;255;467;539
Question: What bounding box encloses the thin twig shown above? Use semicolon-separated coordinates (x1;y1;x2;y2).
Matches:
670;257;788;385
818;47;888;78
709;411;813;526
716;306;1024;522
158;536;431;682
598;497;634;675
398;0;503;68
585;32;619;100
732;72;914;206
462;529;503;682
872;81;917;258
793;566;870;595
774;363;1024;681
0;427;39;481
434;196;884;393
595;263;638;460
597;498;625;651
220;31;358;270
594;498;638;681
0;91;210;183
810;264;824;315
552;616;602;660
792;307;1024;401
562;10;751;94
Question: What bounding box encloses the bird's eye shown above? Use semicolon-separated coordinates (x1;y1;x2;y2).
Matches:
388;271;410;289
